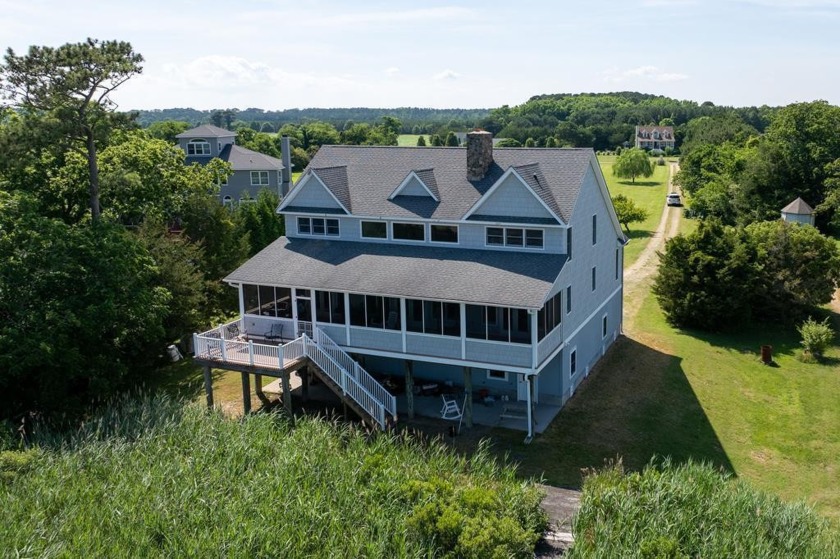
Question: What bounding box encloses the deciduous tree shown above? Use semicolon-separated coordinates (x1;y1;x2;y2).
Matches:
613;148;654;183
611;194;649;232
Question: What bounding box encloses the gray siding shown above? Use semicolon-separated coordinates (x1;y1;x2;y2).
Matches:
465;340;531;367
555;163;623;341
318;323;348;345
537;325;564;364
406;334;461;359
178;134;234;158
348;327;402;352
397;176;435;198
288;177;344;210
472;173;556;220
220;169;280;202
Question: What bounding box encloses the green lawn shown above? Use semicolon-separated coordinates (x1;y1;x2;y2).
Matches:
597;155;671;267
490;292;840;521
397;134;429;146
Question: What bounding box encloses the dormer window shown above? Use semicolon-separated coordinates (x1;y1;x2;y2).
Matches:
298;217;339;236
187;139;211;156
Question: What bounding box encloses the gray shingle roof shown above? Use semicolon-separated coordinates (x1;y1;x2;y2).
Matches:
225;237;566;308
311;166;351;211
221;145;283;171
291;146;593;222
176;124;236;138
510;163;562;219
781;197;813;214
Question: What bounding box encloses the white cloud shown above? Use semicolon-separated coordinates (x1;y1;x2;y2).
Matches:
434;69;460;81
385;67;400;76
602;65;688;83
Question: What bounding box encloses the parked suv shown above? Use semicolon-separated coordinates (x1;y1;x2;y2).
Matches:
666;192;682;206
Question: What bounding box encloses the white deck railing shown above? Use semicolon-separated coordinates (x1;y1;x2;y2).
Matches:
193;320;395;429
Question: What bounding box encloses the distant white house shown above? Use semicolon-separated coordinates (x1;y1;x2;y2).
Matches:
780;197;815;226
634;125;675;151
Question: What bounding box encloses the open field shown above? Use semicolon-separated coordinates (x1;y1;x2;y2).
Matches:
597;155;672;267
397;134;429;146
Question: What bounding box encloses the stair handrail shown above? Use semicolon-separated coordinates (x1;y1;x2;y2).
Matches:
312;327;397;418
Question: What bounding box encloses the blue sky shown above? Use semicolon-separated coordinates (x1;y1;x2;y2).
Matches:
2;0;839;110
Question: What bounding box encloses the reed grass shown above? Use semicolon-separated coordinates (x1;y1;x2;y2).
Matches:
0;393;545;558
569;458;839;558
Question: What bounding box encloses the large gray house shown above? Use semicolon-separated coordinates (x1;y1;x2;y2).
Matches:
176;124;291;202
194;131;626;441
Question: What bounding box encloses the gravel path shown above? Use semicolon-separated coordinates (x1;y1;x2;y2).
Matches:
623;163;682;330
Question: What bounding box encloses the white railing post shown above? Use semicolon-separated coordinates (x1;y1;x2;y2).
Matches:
278;343;284;368
220;334;227;361
192;333;199;357
249;340;255;366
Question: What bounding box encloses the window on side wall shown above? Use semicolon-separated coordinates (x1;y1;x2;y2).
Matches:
570;349;577;377
187;139;210;156
250;171;269;186
361;221;387;239
487;370;508;382
430;224;458;243
393;222;425;241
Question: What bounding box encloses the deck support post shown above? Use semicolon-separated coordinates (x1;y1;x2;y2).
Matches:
203;366;214;409
525;374;534;444
255;373;269;405
463;367;473;428
404;360;414;419
241;372;251;415
281;371;293;417
301;366;310;402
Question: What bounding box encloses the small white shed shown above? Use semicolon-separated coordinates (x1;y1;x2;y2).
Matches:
780;197;815;226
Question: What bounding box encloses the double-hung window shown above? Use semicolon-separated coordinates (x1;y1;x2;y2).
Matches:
251;171;269;186
187;139;210;156
298;217;339;236
486;227;544;249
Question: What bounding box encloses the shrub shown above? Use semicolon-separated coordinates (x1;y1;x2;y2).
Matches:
569;459;840;558
657;156;666;166
797;317;834;359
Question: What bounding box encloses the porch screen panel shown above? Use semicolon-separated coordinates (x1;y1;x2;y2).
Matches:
244;284;259;315
384;297;401;330
349;294;366;327
366;295;384;328
442;303;461;337
330;292;345;324
406;299;423;332
259;286;276;316
487;307;510;342
315;291;331;323
466;304;486;340
510;308;531;344
423;301;442;335
276;287;292;318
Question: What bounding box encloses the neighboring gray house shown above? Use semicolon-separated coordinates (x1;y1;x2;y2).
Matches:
194;131;626;441
781;197;815;226
176;124;291;203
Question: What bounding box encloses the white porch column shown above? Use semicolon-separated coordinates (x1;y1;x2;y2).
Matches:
344;292;351;345
238;284;245;332
530;308;538;369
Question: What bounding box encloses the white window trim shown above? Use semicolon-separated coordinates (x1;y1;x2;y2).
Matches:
360;220;389;240
297;216;340;237
250;171;270;186
187;139;211;156
484;226;545;250
569;347;577;379
602;313;608;339
429;224;459;245
391;222;427;243
487;370;509;382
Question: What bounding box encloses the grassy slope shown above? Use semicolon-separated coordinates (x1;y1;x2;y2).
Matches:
597;156;671;266
397;134;429;146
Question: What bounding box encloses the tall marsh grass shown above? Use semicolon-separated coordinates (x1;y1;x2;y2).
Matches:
0;394;546;558
569;458;839;558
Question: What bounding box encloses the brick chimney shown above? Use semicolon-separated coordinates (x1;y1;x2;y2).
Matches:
466;130;493;181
